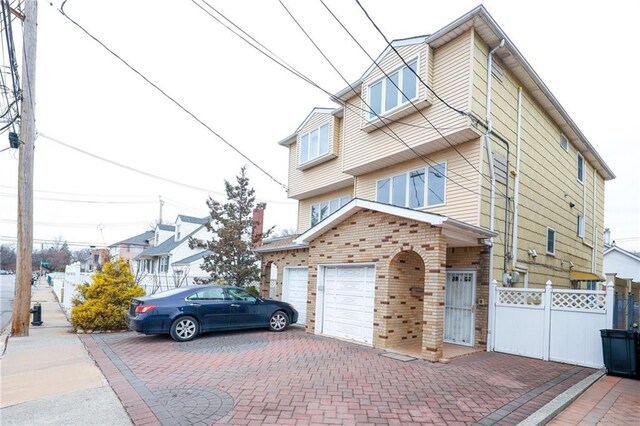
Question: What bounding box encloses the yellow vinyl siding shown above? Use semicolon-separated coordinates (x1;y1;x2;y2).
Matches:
297;187;354;232
355;140;481;225
342;31;474;175
473;32;606;287
287;112;352;199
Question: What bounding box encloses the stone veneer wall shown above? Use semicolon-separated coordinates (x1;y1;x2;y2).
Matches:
259;248;309;299
445;246;491;349
306;209;448;361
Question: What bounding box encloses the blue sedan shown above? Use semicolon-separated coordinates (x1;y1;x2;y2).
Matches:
127;285;298;342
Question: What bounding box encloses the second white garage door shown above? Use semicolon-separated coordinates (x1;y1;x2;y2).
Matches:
282;267;308;325
321;265;375;344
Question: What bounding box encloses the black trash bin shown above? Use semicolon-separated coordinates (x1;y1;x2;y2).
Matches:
600;329;639;379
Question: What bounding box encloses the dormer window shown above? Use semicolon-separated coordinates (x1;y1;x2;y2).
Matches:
300;123;330;164
368;59;418;119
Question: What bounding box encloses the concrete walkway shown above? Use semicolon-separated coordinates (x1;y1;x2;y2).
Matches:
0;283;131;425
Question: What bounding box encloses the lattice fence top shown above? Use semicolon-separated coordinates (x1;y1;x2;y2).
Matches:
552;291;606;312
497;289;544;306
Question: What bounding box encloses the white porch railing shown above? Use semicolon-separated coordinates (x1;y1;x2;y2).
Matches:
489;280;614;368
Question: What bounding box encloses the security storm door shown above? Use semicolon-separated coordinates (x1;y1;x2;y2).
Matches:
321;265;375;344
282;267;308;325
444;271;476;346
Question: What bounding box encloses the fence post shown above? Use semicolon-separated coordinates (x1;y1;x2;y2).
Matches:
605;281;614;329
627;292;635;331
487;279;498;352
542;280;552;361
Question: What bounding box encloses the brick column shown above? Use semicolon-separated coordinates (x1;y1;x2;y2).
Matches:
421;229;447;361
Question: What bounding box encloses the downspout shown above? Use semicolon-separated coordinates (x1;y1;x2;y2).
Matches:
511;87;523;268
485;39;504;352
591;168;597;272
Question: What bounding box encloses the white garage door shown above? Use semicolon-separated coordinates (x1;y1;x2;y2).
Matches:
321;265;375;344
283;267;308;325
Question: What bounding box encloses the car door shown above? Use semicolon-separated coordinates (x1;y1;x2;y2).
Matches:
185;288;231;331
226;288;266;328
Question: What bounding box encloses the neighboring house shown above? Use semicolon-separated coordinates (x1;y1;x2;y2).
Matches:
109;230;154;262
603;230;640;300
89;248;109;272
255;6;614;361
134;215;212;293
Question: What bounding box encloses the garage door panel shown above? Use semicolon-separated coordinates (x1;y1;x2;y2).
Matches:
283;267;308;326
321;265;374;344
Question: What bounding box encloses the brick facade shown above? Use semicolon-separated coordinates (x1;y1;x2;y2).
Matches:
259;209;490;361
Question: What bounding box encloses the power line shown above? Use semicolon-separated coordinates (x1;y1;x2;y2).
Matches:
54;2;287;192
277;0;486;199
0;192;156;204
0;218;149;228
193;0;488;200
1;185;157;198
354;0;468;118
37;132;296;206
321;0;507;200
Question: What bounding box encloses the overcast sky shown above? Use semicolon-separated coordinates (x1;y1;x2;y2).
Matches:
1;0;639;252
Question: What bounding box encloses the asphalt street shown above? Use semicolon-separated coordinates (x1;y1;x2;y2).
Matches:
1;274;15;332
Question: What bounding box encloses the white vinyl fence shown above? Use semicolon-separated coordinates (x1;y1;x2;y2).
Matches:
51;263;93;316
489;280;614;368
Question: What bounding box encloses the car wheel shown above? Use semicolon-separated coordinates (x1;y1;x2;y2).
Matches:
170;316;199;342
269;311;289;332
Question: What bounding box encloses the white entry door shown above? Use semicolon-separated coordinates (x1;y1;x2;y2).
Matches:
282;267;308;325
321;265;375;344
444;271;476;346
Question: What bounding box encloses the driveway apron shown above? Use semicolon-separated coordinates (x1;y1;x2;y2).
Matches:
80;328;594;425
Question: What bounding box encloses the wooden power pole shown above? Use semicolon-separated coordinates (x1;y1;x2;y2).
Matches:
12;0;38;337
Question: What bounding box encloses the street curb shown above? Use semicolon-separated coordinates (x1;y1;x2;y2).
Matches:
518;368;606;425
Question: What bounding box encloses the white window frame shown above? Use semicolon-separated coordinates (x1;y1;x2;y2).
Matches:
159;256;169;273
367;58;419;120
546;227;556;256
577;153;585;184
560;134;569;152
299;123;331;165
577;215;585;238
375;162;446;208
310;196;351;227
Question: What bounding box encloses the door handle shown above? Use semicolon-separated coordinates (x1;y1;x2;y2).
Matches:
190;303;201;307
230;304;240;307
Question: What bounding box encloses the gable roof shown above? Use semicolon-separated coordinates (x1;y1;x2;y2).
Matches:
109;230;154;248
332;5;614;181
157;224;175;232
294;199;495;247
177;215;209;225
604;245;640;263
253;235;302;253
278;107;336;147
137;223;207;258
173;250;213;266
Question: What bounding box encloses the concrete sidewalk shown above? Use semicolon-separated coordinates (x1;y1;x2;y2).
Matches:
0;283;131;425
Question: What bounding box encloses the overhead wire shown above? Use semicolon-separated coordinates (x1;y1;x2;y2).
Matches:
277;0;486;200
192;0;489;200
0;191;157;204
54;1;287;192
36;132;295;206
322;0;507;199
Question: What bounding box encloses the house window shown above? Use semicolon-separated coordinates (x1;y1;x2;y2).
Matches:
311;196;350;226
585;281;597;291
159;256;169;273
560;134;568;151
300;123;330;164
376;163;446;208
576;215;585;238
368;59;418;119
577;153;585;183
546;227;556;255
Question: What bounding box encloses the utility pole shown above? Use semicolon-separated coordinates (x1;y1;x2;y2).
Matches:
158;195;164;224
12;0;37;337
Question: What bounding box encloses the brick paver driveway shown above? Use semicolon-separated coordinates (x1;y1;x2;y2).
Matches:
80;327;594;425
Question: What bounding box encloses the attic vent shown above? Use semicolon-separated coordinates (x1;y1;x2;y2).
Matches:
493;153;508;185
492;59;504;82
560;134;569;152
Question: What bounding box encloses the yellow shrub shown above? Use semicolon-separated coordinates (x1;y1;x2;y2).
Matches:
71;258;144;331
